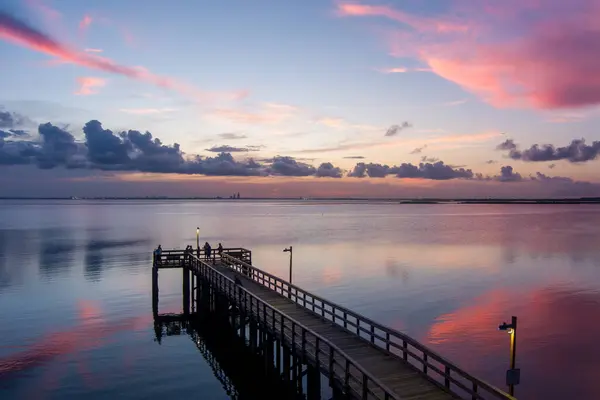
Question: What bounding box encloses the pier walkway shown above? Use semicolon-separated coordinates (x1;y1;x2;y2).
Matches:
153;248;515;400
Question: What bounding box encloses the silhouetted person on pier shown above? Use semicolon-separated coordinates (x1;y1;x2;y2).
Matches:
217;243;223;255
154;245;162;265
203;242;211;259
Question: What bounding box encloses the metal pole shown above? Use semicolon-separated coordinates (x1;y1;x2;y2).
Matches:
289;246;293;284
509;316;517;396
283;246;293;298
196;227;200;257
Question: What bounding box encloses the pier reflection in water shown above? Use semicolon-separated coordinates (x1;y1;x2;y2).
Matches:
153;312;321;399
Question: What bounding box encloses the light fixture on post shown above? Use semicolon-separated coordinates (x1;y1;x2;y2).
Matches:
498;316;519;396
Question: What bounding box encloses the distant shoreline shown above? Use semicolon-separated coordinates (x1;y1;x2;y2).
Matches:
1;197;600;204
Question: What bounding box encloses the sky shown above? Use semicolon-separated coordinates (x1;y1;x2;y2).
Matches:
1;0;600;198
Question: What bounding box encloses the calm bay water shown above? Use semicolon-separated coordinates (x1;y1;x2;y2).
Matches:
1;200;600;399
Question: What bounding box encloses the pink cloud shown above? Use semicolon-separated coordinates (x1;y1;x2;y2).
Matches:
0;11;247;103
84;48;103;53
335;3;469;33
337;1;600;109
376;66;431;74
74;76;106;95
79;14;92;32
315;117;347;128
378;67;408;73
314;116;379;131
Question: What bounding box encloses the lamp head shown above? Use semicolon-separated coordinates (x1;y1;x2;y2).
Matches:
498;321;515;333
283;247;291;252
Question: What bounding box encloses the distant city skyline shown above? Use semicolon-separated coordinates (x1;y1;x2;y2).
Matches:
2;0;600;198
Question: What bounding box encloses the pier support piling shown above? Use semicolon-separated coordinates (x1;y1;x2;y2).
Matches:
331;385;345;399
306;364;321;400
283;346;291;382
152;266;159;316
249;321;258;351
183;265;190;315
264;332;274;373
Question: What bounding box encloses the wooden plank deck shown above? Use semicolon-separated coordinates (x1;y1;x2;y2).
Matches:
213;264;456;400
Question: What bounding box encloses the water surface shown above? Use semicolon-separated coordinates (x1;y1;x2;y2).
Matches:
1;200;600;399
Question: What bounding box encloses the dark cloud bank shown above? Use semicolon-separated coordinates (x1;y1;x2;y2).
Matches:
497;139;600;163
0;111;596;189
0;115;476;180
349;161;473;180
0;117;329;177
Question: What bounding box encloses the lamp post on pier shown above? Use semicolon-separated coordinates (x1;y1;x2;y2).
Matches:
498;316;519;396
283;246;293;284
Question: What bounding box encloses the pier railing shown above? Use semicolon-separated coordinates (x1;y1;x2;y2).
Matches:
189;255;399;400
220;253;514;400
155;248;251;267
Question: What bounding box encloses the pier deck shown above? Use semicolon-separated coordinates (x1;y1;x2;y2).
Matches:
214;264;452;400
154;248;515;400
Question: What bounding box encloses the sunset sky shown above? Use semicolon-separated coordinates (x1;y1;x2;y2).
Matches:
2;0;600;198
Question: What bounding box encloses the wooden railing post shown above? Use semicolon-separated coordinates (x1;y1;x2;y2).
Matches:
328;347;334;386
370;325;375;344
445;366;450;389
344;359;351;393
301;329;306;361
182;264;190;315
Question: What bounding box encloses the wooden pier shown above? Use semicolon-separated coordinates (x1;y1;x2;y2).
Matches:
152;248;516;400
